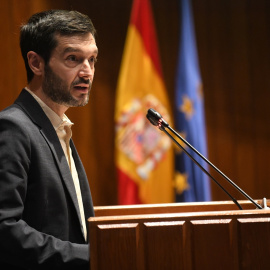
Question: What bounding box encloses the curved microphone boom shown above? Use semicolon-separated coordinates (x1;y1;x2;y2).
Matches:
146;108;263;210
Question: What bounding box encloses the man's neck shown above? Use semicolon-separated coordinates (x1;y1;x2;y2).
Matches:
27;81;68;117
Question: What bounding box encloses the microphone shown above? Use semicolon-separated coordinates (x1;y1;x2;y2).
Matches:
146;108;169;130
146;108;263;210
146;109;169;131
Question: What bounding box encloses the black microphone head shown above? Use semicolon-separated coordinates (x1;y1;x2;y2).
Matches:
146;108;169;130
146;108;162;126
146;113;158;126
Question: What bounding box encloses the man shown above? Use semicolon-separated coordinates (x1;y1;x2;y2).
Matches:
0;10;98;269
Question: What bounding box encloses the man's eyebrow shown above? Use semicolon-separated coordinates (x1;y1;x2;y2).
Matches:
63;47;82;54
63;47;98;55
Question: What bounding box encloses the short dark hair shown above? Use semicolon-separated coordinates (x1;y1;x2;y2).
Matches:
20;10;96;82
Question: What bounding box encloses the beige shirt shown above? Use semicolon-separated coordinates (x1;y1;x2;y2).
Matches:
25;87;87;241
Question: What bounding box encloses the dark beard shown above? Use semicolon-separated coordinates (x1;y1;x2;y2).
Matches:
42;64;91;107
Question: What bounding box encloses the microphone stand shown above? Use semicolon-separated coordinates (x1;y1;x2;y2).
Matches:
146;108;264;210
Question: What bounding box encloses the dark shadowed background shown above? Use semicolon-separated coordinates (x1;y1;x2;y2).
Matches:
1;0;270;206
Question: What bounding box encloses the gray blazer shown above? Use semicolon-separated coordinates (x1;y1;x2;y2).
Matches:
0;89;94;269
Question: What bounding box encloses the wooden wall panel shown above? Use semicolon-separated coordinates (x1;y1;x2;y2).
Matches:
1;0;270;206
193;0;270;202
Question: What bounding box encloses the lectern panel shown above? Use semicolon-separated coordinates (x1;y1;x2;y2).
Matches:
238;217;270;269
143;221;186;270
190;219;235;269
96;223;139;270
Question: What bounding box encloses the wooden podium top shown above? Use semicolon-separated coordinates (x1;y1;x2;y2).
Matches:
92;199;266;218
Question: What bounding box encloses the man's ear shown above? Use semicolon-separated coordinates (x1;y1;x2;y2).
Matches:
27;51;45;76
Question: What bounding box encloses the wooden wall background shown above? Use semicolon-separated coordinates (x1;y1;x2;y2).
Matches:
1;0;270;206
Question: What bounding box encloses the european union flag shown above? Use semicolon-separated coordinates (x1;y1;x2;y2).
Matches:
174;0;211;202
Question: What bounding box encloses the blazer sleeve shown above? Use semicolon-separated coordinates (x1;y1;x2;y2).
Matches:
0;114;89;269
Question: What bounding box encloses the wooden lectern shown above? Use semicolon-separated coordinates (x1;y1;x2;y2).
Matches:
88;200;270;270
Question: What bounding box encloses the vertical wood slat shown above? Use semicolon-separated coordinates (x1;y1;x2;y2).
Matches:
238;217;270;270
95;223;139;270
190;219;235;269
143;221;186;270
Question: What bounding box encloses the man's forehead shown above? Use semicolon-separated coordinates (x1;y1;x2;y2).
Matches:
54;33;98;53
55;33;96;45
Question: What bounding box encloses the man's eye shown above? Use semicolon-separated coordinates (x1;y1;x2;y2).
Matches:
67;55;77;61
89;57;97;65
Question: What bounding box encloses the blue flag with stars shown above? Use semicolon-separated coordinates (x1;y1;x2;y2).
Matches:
174;0;211;202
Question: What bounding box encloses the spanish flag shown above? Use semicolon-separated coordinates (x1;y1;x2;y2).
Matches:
115;0;174;204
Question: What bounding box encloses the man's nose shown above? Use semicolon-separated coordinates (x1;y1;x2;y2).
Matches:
79;60;94;79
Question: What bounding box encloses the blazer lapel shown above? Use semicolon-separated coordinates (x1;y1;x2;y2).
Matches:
70;140;94;219
14;89;85;238
70;141;95;239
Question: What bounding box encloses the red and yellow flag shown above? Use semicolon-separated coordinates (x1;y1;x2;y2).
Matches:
115;0;174;204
